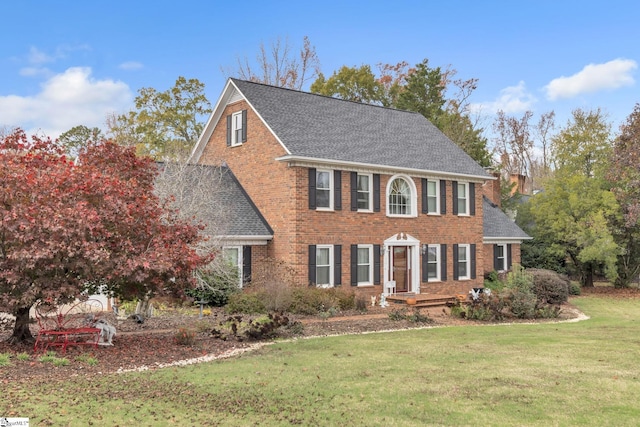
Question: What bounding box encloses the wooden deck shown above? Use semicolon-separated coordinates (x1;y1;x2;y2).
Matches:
385;293;462;308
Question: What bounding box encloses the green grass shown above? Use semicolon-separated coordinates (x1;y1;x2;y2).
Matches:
0;352;12;366
3;295;640;426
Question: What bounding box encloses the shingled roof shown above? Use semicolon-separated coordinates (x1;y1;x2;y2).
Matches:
194;79;491;180
157;163;273;240
483;196;531;241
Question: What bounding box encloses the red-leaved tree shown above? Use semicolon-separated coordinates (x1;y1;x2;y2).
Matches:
0;129;210;344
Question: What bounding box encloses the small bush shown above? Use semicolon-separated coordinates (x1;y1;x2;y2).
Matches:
536;304;561;319
225;291;267;314
569;281;582;295
16;352;30;361
289;287;340;315
528;268;570;304
387;308;432;323
212;312;293;341
504;264;534;293
354;296;368;312
504;289;537;319
52;357;70;367
186;267;240;308
251;258;297;312
175;328;197;346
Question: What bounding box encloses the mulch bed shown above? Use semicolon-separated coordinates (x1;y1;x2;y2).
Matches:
2;287;637;384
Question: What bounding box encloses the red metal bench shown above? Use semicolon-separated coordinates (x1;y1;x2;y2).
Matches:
34;299;104;353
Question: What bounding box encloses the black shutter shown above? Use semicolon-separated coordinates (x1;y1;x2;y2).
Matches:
452;181;458;215
440;180;447;214
453;244;459;280
507;244;513;269
350;172;358;211
440;244;447;281
241;110;247;142
470;183;476;216
421;178;428;214
334;170;342;211
374;244;381;285
421;242;429;282
308;168;316;210
350;245;358;286
373;174;380;212
308;245;316;286
334;245;342;286
226;115;232;146
242;246;252;284
470;244;477;280
493;244;499;271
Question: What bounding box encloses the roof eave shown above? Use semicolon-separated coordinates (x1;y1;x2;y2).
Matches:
276;155;493;181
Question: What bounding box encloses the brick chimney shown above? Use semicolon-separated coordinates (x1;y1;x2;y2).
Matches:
482;168;501;207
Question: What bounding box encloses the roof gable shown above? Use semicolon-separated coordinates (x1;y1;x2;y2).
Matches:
192;78;490;179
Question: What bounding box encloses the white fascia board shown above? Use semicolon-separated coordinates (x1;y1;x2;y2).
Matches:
483;237;532;244
277;155;494;182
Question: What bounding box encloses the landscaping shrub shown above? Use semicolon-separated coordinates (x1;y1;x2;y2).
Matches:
251;258;296;312
175;327;196;346
186;267;240;307
225;291;267;314
288;287;340;315
504;289;537;319
484;270;505;291
504;264;534;293
569;281;582;295
211;312;299;341
528;268;570;305
465;293;507;321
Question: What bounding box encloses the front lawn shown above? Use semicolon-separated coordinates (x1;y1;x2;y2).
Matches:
3;295;640;426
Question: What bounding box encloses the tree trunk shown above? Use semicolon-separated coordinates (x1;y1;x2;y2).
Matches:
9;306;34;344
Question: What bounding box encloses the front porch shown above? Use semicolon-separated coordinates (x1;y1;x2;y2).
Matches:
385;293;462;308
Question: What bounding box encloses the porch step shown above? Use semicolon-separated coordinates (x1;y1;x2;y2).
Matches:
385;294;459;308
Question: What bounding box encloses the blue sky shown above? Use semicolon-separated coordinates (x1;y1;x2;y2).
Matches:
1;0;638;149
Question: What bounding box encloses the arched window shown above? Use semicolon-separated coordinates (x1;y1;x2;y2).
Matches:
386;175;417;217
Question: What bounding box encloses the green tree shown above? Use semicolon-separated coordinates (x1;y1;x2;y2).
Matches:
529;173;619;286
394;59;446;124
58;125;104;158
551;108;612;178
607;103;640;287
310;65;387;105
107;76;211;160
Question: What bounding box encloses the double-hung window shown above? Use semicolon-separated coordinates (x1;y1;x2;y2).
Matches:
495;244;510;271
456;182;468;215
357;174;371;211
222;246;243;287
316;245;333;288
316;170;332;209
456;244;470;280
356;245;373;285
228;111;246;147
426;180;439;214
426;244;440;282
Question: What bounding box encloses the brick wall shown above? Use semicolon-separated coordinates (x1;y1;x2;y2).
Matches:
199;101;487;296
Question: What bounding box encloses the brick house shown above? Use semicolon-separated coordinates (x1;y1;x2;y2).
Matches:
189;78;529;298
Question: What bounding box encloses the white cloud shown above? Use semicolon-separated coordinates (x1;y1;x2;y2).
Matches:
545;58;637;100
0;67;133;139
470;81;537;116
119;61;143;71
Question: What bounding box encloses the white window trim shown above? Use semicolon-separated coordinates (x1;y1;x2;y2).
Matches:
223;245;243;288
386;174;418;218
357;244;374;286
426;179;440;215
427;244;441;282
316;169;333;211
457;182;470;216
357;173;373;213
316;244;334;288
457;244;471;280
496;243;508;272
230;111;243;147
